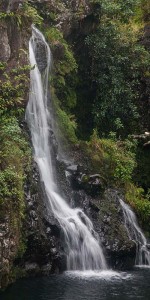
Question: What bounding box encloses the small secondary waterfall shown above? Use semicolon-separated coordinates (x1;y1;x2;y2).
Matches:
120;199;150;266
26;26;107;271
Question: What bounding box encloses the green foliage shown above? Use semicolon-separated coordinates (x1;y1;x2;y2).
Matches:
73;0;150;138
45;26;78;146
0;1;42;27
0;116;31;206
0;2;37;281
28;0;57;24
138;0;150;23
0;168;24;205
45;27;77;74
91;0;141;21
21;2;43;25
0;54;31;264
52;93;78;146
45;27;78;112
85;21;149;137
0;62;30;117
0;115;31;261
0;12;14;21
57;108;78;144
82;130;136;184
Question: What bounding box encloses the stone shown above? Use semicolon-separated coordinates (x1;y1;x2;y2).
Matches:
66;164;78;173
25;262;40;274
51;248;57;255
46;227;51;234
41;263;52;274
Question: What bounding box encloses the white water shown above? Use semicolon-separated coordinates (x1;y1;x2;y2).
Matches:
120;199;150;266
65;270;132;280
26;26;107;271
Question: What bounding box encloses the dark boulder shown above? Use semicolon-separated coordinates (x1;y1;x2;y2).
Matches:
67;164;106;195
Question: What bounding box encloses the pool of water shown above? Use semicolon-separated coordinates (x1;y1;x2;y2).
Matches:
1;268;150;300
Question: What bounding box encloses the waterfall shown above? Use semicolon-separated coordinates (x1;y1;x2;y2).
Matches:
119;199;150;267
26;26;107;271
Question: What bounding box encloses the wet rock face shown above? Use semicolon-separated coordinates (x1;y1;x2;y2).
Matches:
91;189;136;270
56;161;136;270
0;4;30;66
0;18;30;290
0;217;19;289
0;23;11;62
34;40;48;72
0;160;65;290
69;167;136;269
66;164;106;196
22;162;66;275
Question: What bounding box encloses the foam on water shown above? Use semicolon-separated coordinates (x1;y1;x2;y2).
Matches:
135;265;150;269
65;270;132;280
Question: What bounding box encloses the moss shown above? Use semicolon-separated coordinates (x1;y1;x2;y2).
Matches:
44;26;78;113
52;92;78;148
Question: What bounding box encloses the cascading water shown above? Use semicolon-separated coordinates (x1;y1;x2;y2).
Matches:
26;26;107;271
119;199;150;267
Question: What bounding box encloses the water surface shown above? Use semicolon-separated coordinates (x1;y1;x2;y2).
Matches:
1;269;150;300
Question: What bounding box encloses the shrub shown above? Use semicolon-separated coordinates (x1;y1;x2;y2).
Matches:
82;130;136;184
